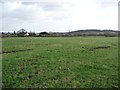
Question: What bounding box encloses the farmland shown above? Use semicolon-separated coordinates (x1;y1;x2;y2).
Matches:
2;37;118;88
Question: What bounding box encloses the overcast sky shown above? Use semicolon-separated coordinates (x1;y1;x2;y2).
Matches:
1;0;119;33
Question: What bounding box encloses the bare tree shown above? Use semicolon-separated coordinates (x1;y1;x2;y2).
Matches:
17;29;27;37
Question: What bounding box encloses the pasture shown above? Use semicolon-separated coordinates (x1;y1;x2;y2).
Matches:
2;37;118;88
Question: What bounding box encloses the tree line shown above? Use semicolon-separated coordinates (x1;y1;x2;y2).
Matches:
1;29;119;38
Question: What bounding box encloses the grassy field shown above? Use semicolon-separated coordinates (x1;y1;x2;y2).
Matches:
2;37;118;88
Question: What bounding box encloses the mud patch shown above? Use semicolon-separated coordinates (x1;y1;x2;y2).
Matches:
94;46;111;49
31;43;49;46
0;49;33;54
90;46;111;51
31;43;62;46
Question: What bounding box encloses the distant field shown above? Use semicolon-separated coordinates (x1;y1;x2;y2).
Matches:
2;37;118;88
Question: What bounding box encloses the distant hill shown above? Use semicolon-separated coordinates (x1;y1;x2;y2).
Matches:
67;29;119;37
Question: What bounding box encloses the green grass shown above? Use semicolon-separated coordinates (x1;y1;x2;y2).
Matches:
2;37;118;88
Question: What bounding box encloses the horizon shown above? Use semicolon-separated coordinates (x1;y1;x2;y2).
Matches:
0;0;118;33
1;29;119;33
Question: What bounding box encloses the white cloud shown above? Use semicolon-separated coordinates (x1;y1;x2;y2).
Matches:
1;0;118;32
